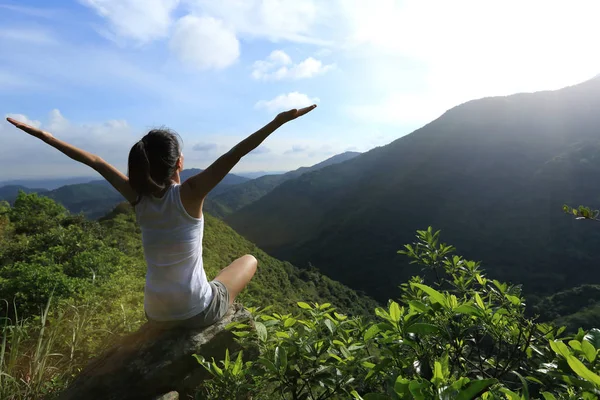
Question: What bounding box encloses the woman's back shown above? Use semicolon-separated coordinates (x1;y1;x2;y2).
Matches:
135;184;212;321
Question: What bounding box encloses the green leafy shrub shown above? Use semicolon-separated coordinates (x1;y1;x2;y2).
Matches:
197;228;600;399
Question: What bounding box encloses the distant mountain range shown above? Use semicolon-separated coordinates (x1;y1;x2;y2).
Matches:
226;76;600;303
207;152;361;217
235;171;288;179
0;152;361;220
0;177;98;191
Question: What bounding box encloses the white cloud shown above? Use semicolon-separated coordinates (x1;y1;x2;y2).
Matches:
170;15;239;70
187;0;325;44
4;114;42;129
255;92;319;113
80;0;180;43
252;50;334;80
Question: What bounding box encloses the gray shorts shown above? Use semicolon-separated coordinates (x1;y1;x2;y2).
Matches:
146;280;230;329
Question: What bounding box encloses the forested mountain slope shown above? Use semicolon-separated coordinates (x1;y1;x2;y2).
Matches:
208;151;360;217
227;77;600;302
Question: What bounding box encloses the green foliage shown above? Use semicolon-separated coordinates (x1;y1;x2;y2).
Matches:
198;227;600;400
9;191;67;235
0;193;375;398
563;205;600;221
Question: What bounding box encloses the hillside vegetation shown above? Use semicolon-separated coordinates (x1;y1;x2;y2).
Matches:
2;194;600;399
0;192;375;398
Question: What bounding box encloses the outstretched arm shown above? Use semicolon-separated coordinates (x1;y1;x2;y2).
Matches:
6;118;138;204
182;105;317;205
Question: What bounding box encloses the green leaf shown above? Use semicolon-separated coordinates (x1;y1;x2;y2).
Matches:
274;346;288;372
255;321;267;342
324;319;335;334
232;351;243;376
408;380;428;400
541;393;557;400
505;294;521;306
412;283;447;307
362;361;376;369
297;302;312;310
224;348;230;370
513;371;529;400
319;303;332;310
275;331;290;339
389;301;401;322
569;340;582;351
431;361;444;386
284;317;297;328
258;357;277;373
334;312;347;321
408;300;430;313
475;292;485;309
375;307;391;321
550;340;572;359
455;378;498;400
364;324;381;341
211;359;224;377
582;340;597;363
499;388;520;400
394;376;411;397
454;304;480;315
405;323;440;335
566;354;600;387
584;328;600;349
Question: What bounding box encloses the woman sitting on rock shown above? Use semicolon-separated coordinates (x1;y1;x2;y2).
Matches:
6;104;317;328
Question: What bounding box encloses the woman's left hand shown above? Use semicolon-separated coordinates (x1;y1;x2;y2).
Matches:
6;117;54;141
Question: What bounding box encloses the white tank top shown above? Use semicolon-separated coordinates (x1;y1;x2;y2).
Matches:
134;184;213;321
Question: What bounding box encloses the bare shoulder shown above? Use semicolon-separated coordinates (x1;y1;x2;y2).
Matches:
179;180;203;219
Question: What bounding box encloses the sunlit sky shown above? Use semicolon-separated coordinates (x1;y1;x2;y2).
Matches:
1;0;600;179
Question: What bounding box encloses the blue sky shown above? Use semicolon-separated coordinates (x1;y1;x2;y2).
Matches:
1;0;600;179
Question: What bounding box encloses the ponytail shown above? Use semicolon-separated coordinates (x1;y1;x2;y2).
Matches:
127;128;182;205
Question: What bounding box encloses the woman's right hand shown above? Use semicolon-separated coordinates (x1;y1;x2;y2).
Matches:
6;117;54;141
275;104;317;125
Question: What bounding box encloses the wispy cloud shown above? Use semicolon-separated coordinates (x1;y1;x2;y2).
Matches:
192;142;218;152
0;27;58;45
250;146;271;155
284;145;309;154
252;50;334;81
79;0;180;44
0;4;61;18
255;92;319;113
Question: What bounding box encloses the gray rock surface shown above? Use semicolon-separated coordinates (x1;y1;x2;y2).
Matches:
59;304;257;400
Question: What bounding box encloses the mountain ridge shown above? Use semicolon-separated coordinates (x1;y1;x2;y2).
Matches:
226;77;600;302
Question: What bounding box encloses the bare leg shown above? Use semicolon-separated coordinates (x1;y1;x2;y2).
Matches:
214;254;257;305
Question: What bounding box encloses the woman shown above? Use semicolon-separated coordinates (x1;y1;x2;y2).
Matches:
6;104;317;328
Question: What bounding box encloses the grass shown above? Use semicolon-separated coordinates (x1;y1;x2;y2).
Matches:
0;294;134;400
